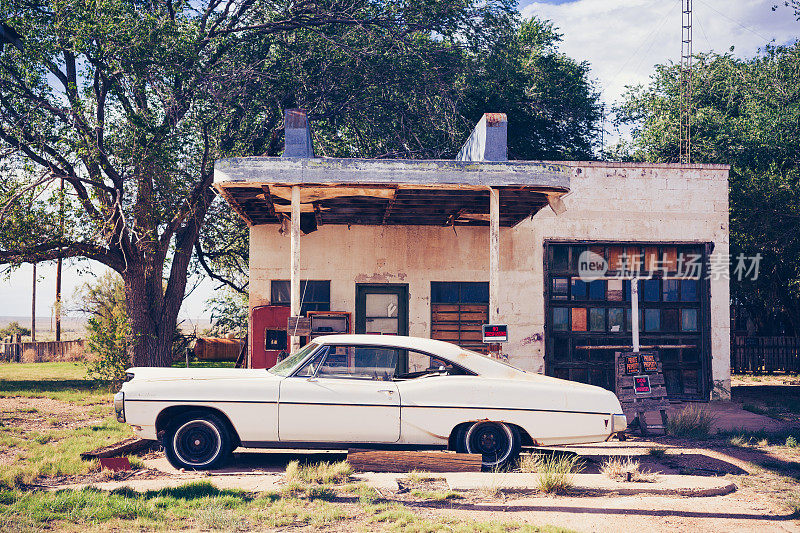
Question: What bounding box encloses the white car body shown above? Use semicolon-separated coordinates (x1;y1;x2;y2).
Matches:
117;335;627;453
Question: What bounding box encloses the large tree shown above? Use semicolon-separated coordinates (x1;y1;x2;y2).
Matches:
0;0;514;366
615;43;800;334
194;15;603;329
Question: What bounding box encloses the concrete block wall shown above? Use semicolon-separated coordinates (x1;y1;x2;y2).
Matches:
248;161;731;400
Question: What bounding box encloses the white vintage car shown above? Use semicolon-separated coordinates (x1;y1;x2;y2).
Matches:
115;335;626;470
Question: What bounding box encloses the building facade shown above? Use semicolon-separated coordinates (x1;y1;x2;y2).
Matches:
215;112;731;401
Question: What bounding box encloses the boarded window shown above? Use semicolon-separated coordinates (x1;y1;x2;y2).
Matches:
431;282;489;354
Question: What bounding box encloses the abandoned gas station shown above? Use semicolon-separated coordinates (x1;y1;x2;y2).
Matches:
213;110;731;402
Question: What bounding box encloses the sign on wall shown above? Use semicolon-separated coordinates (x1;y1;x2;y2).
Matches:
614;350;670;434
482;324;508;343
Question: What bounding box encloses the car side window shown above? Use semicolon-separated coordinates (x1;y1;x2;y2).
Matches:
395;350;471;379
316;345;398;381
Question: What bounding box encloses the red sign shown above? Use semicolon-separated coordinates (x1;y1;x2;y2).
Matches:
482;324;508;343
634;375;652;395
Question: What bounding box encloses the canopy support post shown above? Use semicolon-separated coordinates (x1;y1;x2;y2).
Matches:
489;187;500;358
290;185;301;352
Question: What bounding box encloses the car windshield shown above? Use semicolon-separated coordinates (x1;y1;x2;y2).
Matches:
268;343;319;377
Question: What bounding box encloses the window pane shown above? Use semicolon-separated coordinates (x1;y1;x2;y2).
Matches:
571;308;587;332
662;308;680;332
571;246;588;271
663;247;678;272
681;309;698;331
626;309;643;331
588;280;606;300
663;279;680;302
682;346;699;362
431;282;459;304
607;246;625;271
554;338;569;360
552;245;569;270
460;282;489;303
681;280;698;301
589;308;605;331
643;280;660;302
608;308;624;332
307;281;330;303
607;279;623;301
365;318;399;334
644;309;660;332
552;278;568;300
271;280;290;304
553;308;569;331
571;279;588;300
404;350;452;374
366;294;398;317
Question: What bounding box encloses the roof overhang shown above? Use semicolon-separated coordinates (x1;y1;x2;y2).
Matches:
213;157;571;228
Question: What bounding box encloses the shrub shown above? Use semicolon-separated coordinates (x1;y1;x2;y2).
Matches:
786;436;798;448
665;405;717;438
518;453;584;495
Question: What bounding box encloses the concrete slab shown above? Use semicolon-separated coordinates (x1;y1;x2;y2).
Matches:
444;473;737;497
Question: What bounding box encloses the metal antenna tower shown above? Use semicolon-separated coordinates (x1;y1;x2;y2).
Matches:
679;0;693;164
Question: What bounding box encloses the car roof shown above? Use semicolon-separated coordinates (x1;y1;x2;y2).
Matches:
310;334;523;378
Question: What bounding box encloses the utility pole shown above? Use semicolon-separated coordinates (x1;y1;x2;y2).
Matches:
55;176;63;341
679;0;693;164
31;263;36;342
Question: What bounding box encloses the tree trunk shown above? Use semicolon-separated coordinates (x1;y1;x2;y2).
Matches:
123;263;180;368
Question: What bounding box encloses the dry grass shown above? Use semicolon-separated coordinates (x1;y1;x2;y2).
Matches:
518;453;584;495
665;405;717;438
601;457;657;483
284;460;352;485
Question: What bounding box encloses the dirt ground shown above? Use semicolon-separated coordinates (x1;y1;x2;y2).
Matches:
2;394;800;532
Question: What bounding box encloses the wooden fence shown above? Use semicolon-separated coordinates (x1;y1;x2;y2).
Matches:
732;336;800;374
1;339;85;363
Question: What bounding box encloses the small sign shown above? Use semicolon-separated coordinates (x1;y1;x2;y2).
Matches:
482;324;508;343
641;353;658;373
625;354;641;375
634;375;652;395
287;316;311;336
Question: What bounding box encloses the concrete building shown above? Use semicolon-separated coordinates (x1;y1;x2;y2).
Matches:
214;110;731;401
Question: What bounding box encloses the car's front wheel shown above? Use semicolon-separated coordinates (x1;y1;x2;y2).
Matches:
463;421;521;470
163;411;232;470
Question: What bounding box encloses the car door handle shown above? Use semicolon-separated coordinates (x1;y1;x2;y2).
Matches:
377;389;395;395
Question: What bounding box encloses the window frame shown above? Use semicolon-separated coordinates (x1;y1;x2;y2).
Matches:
270;280;331;315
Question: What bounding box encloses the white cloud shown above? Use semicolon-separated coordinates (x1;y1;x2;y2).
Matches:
521;0;798;116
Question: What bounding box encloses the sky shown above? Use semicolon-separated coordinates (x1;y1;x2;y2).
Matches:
0;0;797;322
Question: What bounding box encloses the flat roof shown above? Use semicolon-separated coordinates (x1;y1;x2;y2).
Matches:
213;157;570;227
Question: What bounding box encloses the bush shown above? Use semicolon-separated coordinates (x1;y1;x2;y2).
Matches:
76;273;130;382
665;405;717;438
518;453;584;495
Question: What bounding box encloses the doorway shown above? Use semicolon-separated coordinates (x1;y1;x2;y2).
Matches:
355;284;409;336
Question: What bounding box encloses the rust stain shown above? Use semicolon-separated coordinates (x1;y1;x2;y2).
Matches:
485;113;507;126
354;272;407;283
401;420;448;441
285;109;308;129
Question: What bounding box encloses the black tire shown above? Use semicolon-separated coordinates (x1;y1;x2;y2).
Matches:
462;421;521;470
163;411;232;470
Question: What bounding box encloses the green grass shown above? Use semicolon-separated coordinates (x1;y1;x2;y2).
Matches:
0;362;111;403
0;481;573;532
0;415;133;489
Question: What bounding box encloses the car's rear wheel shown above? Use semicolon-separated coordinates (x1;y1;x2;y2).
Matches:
463;421;520;470
163;411;232;470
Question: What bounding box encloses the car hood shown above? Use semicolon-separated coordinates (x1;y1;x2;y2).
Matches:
125;367;278;382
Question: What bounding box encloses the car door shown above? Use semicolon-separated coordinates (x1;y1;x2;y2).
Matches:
278;345;401;442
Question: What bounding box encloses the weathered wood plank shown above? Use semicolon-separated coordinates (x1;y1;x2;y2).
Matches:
347;449;482;473
81;437;157;459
